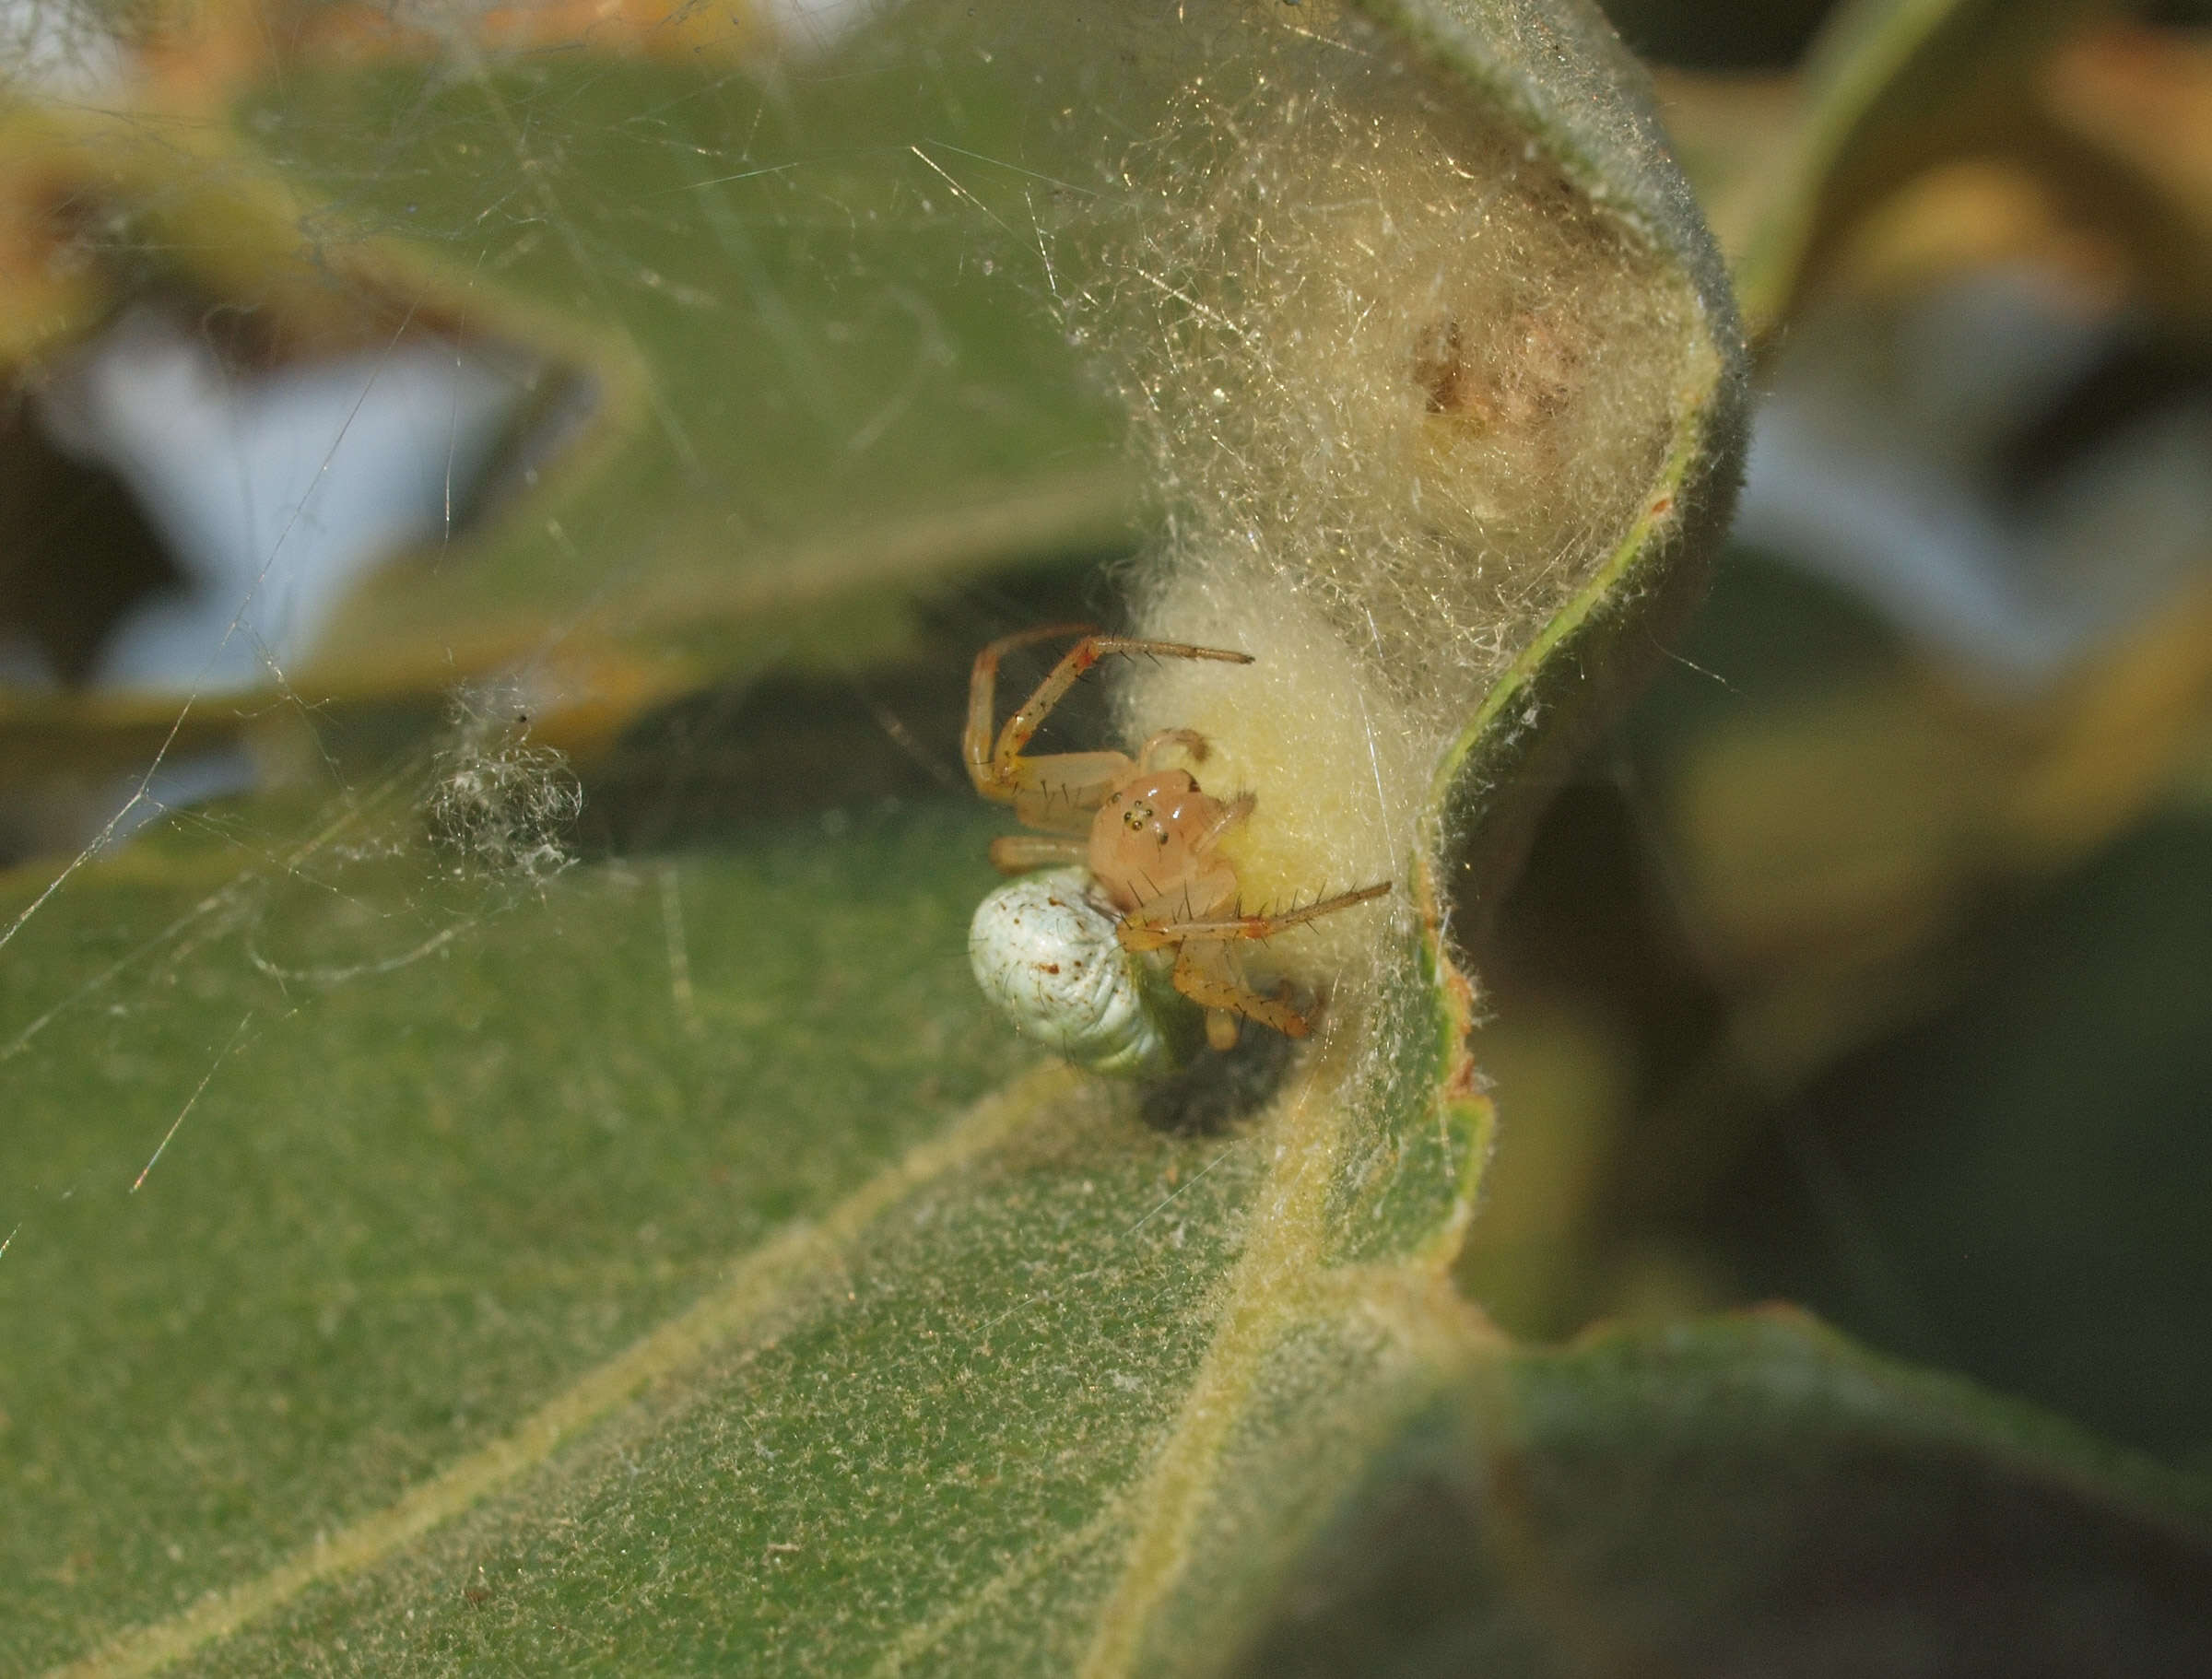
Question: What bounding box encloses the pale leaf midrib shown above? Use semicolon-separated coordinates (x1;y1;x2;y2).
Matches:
1074;1031;1356;1679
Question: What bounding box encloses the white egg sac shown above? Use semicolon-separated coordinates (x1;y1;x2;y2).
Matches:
967;868;1191;1077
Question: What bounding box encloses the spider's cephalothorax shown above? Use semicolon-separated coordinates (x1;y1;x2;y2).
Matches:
964;625;1389;1072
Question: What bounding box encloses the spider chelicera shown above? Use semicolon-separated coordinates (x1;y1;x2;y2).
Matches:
964;624;1390;1064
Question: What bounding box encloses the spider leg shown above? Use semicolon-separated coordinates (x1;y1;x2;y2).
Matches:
987;834;1089;875
967;628;1252;803
1116;868;1242;953
965;624;1090;799
995;637;1252;769
1135;881;1392;945
1171;940;1312;1039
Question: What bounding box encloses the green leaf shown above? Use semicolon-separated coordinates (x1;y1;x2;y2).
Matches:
1236;1310;2212;1676
0;43;1135;779
1;795;1025;1672
3;0;1755;1673
1718;813;2212;1464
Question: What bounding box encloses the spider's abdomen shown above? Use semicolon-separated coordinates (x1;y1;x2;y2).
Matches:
968;868;1194;1077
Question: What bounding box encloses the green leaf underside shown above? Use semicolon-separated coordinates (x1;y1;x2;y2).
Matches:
160;1066;1269;1676
1;802;1026;1672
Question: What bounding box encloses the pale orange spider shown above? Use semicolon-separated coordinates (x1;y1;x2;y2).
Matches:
966;624;1390;1052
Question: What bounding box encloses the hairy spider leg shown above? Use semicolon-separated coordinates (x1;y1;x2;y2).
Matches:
990;635;1252;771
1174;940;1309;1046
1118;880;1394;950
1118;874;1392;1041
1160;879;1394;1044
964;622;1090;796
965;628;1252;831
1111;865;1309;1044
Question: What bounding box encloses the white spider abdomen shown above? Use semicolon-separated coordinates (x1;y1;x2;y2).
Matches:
967;868;1190;1077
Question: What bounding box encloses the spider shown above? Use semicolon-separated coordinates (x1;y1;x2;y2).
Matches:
964;624;1389;1070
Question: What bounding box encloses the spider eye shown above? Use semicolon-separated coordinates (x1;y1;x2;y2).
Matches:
1125;803;1153;830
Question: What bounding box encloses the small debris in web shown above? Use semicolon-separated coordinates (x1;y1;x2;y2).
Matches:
422;687;582;884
